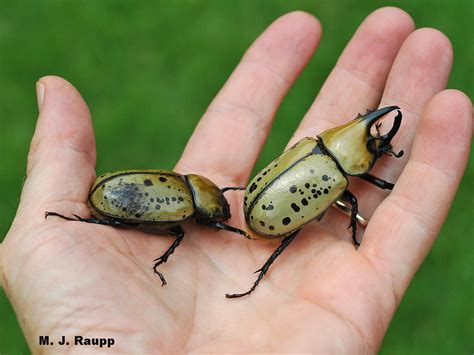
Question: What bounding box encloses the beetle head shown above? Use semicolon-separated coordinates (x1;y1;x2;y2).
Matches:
186;174;231;224
318;106;403;176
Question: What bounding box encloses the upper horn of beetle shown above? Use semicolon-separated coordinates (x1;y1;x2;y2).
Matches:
317;106;403;176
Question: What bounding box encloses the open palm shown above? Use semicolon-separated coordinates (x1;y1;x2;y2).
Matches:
1;8;471;353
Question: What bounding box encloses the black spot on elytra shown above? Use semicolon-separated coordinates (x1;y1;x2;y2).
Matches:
122;207;127;212
301;198;308;206
313;194;318;198
291;203;300;212
305;183;310;189
249;182;258;193
257;177;262;182
322;175;329;181
266;204;274;210
172;197;177;202
289;185;297;193
182;214;186;218
167;186;171;189
323;188;329;194
155;204;161;210
104;196;108;199
159;177;167;183
311;189;316;193
150;198;155;202
135;213;141;218
313;183;317;187
282;217;291;225
310;169;315;174
269;225;275;231
260;221;265;227
178;196;184;202
317;191;322;196
274;164;278;168
262;171;267;176
144;179;153;186
145;192;149;197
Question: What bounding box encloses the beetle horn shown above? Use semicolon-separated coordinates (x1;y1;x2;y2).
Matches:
318;105;402;176
360;105;400;127
367;108;404;158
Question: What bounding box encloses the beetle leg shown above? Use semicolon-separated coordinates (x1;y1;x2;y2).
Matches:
358;173;395;190
220;186;246;193
212;222;252;239
153;226;185;286
44;211;135;227
341;191;359;247
333;201;369;227
225;230;300;298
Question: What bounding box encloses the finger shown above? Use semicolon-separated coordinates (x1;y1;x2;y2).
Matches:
349;28;453;214
361;90;472;304
288;7;414;146
176;11;321;185
20;76;96;213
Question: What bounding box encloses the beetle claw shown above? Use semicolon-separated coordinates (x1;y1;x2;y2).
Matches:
153;267;167;286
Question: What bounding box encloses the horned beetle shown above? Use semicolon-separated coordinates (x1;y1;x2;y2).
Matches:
226;106;404;298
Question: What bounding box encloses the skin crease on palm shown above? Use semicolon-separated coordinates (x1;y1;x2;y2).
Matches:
0;7;472;353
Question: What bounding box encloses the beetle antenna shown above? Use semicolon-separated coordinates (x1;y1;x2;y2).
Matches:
385;149;404;158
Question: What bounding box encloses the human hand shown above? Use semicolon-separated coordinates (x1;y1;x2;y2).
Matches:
1;8;471;353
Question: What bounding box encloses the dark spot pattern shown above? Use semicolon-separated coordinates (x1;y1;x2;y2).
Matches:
178;196;184;202
282;217;291;225
260;221;265;227
323;188;329;194
322;174;329;181
305;183;310;189
249;182;258;193
159;177;167;183
144;179;153;186
301;198;308;206
269;225;275;230
289;185;297;193
291;203;300;212
310;169;315;174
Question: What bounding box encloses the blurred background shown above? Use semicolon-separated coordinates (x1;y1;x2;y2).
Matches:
0;0;472;353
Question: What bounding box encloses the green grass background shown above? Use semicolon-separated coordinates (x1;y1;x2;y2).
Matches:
0;0;472;353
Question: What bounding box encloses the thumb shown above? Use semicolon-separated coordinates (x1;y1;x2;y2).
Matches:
18;76;96;220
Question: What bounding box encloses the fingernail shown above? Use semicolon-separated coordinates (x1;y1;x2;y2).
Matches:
36;81;45;111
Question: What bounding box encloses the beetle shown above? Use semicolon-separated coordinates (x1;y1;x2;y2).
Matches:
45;170;248;285
226;106;404;298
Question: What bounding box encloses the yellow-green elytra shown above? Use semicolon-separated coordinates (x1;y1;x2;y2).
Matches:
45;169;247;286
226;106;404;298
89;170;230;225
244;138;348;238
